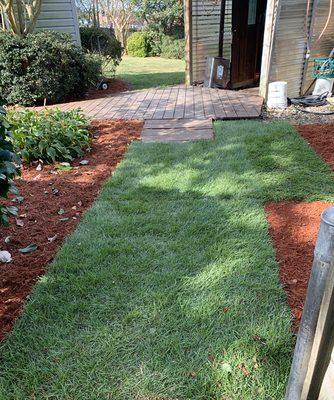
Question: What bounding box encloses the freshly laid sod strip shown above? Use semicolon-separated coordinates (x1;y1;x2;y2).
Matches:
112;55;185;90
1;121;334;399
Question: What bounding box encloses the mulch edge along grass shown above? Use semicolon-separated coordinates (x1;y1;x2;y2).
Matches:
0;119;142;341
265;123;334;331
1;120;334;399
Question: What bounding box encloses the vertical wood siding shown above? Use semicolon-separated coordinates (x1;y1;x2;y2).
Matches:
191;0;233;82
302;0;334;93
269;0;311;97
191;0;221;82
189;0;332;95
35;0;81;45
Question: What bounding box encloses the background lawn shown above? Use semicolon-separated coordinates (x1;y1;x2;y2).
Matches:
108;55;185;90
1;121;334;399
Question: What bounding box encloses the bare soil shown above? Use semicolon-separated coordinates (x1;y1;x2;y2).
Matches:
0;120;142;341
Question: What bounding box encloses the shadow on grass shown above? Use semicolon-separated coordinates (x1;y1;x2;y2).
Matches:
117;72;185;90
1;121;334;399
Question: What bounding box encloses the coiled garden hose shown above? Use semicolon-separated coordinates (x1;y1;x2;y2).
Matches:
289;92;334;115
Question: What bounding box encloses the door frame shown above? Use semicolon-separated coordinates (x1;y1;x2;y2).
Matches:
230;0;268;89
259;0;282;98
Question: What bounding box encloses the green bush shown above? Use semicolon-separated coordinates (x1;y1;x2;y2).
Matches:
80;27;122;76
126;32;150;57
143;29;163;56
0;31;102;106
0;106;21;225
160;36;185;59
8;109;91;163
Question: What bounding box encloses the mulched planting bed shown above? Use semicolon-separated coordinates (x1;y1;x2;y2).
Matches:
0;119;142;341
85;78;131;100
266;201;332;331
297;123;334;169
266;124;334;331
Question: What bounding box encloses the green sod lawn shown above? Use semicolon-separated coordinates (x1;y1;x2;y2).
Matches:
1;121;334;399
111;55;185;90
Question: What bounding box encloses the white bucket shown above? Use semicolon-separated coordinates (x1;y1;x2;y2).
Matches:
267;81;288;109
312;78;334;96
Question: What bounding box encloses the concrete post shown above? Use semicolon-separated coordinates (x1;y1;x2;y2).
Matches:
285;206;334;400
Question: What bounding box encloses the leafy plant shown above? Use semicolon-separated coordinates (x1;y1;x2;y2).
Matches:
0;106;21;225
0;31;102;106
142;29;163;56
133;0;184;37
160;37;185;60
126;32;150;57
80;27;122;77
8;109;91;163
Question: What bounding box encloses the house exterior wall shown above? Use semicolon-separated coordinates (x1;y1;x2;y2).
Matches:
35;0;81;45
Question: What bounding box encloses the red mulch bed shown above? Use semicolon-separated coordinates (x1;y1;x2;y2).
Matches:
266;201;331;330
266;124;334;330
0;120;142;341
297;124;334;169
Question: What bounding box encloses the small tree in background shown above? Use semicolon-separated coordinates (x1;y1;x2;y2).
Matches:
100;0;135;48
133;0;184;38
0;0;43;37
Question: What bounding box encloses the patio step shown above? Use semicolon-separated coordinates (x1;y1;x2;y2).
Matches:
142;119;214;143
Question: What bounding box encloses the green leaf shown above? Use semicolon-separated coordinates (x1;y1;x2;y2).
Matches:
12;196;24;204
58;209;65;215
6;206;18;216
19;244;38;254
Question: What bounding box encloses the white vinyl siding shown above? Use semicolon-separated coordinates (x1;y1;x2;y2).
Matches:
35;0;81;45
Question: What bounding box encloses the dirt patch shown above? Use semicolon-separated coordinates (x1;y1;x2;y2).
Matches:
297;124;334;169
85;78;131;100
0;120;142;341
266;201;332;330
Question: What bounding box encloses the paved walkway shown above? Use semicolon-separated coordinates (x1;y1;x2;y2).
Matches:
46;86;263;121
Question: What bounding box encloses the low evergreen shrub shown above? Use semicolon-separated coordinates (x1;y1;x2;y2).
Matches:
0;31;102;106
126;32;150;57
160;37;185;60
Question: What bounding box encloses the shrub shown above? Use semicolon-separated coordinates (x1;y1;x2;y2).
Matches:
143;29;163;56
8;109;91;163
0;106;21;225
160;37;185;60
126;32;150;57
0;31;103;106
80;27;122;77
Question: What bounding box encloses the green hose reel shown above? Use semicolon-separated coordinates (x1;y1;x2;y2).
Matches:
312;57;334;79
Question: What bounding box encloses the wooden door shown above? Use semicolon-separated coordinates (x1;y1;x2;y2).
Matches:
230;0;267;88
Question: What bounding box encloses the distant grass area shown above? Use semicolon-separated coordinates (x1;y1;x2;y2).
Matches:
1;121;334;399
109;55;185;90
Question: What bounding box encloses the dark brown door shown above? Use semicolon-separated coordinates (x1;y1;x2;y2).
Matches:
230;0;267;88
